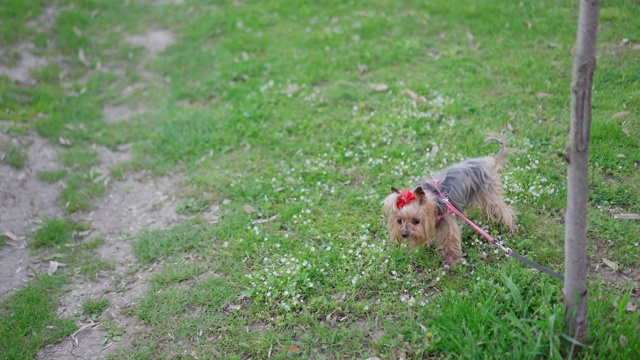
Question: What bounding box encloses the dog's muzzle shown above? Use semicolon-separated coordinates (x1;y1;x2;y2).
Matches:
401;229;409;238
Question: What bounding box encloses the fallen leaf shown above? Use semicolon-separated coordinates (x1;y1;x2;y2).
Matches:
243;205;255;213
282;345;300;352
78;48;91;67
621;121;630;136
620;334;628;348
369;83;388;92
356;9;374;16
365;357;382;360
59;137;71;146
222;199;231;205
525;20;532;29
357;62;369;75
251;214;279;225
241;51;250;60
633;44;640;50
427;50;441;60
612;111;629;119
613;213;640;220
429;144;439;160
403;89;427;103
627;302;638;313
228;304;241;311
167;352;178;360
602;258;619;272
536;92;551;99
549;42;559;48
507;122;514;131
615;154;625;158
466;32;474;41
3;231;18;241
395;334;405;342
48;261;60;275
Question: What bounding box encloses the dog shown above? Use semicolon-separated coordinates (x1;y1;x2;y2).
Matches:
383;136;517;266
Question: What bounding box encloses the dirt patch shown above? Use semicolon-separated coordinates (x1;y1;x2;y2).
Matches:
125;30;175;60
102;105;144;123
0;132;63;297
38;169;185;359
0;42;48;85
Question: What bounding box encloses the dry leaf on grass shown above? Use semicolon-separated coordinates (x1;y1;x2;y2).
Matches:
251;214;279;224
357;62;369;75
243;205;255;213
403;89;427;103
369;83;388;92
48;260;66;276
612;111;630;119
429;145;439;160
228;304;241;311
3;231;19;241
621;121;630;136
602;258;619;272
536;92;551;99
282;345;300;352
613;213;640;220
78;48;91;67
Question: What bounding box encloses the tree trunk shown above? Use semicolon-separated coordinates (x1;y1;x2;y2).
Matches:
563;0;599;354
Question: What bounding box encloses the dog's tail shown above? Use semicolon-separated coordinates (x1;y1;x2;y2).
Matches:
483;132;512;165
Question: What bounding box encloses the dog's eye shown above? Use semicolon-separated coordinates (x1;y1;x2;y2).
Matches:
396;218;402;224
412;218;420;225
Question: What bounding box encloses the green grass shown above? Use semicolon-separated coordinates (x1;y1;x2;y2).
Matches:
1;0;639;358
31;218;79;249
81;298;110;317
0;276;76;360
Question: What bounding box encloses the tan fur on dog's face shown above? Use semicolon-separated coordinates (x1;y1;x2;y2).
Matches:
383;187;437;247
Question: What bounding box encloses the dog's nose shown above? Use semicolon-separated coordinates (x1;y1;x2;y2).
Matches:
401;230;409;238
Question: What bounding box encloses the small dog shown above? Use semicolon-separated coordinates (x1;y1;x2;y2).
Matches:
383;137;517;266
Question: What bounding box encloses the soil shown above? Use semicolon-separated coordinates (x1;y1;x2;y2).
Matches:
1;7;184;357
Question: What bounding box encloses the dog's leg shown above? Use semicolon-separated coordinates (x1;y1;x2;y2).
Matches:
434;216;463;266
476;173;517;232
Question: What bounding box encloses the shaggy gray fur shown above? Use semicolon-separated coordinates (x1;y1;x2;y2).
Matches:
416;157;497;216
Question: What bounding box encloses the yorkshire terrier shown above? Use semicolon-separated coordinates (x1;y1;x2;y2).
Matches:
383;136;517;266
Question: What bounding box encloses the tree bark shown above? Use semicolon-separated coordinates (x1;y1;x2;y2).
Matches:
563;0;599;354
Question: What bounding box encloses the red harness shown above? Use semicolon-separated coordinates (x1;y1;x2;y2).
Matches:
429;179;497;245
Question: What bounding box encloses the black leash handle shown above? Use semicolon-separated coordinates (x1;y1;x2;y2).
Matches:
507;250;565;282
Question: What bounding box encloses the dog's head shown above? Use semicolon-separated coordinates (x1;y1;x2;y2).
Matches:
383;186;437;247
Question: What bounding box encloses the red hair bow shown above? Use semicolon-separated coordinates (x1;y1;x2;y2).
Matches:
396;189;416;209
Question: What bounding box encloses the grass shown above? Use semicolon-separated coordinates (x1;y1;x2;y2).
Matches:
1;0;639;359
0;143;27;169
0;275;76;360
31;218;79;249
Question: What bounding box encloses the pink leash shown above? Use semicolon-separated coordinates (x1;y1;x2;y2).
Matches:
429;180;564;281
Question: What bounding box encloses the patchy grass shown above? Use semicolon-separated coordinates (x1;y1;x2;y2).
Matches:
1;0;639;358
0;276;76;360
31;218;79;249
81;297;110;318
0;143;27;169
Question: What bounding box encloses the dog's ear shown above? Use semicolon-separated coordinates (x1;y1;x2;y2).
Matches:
414;186;428;205
390;187;401;194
